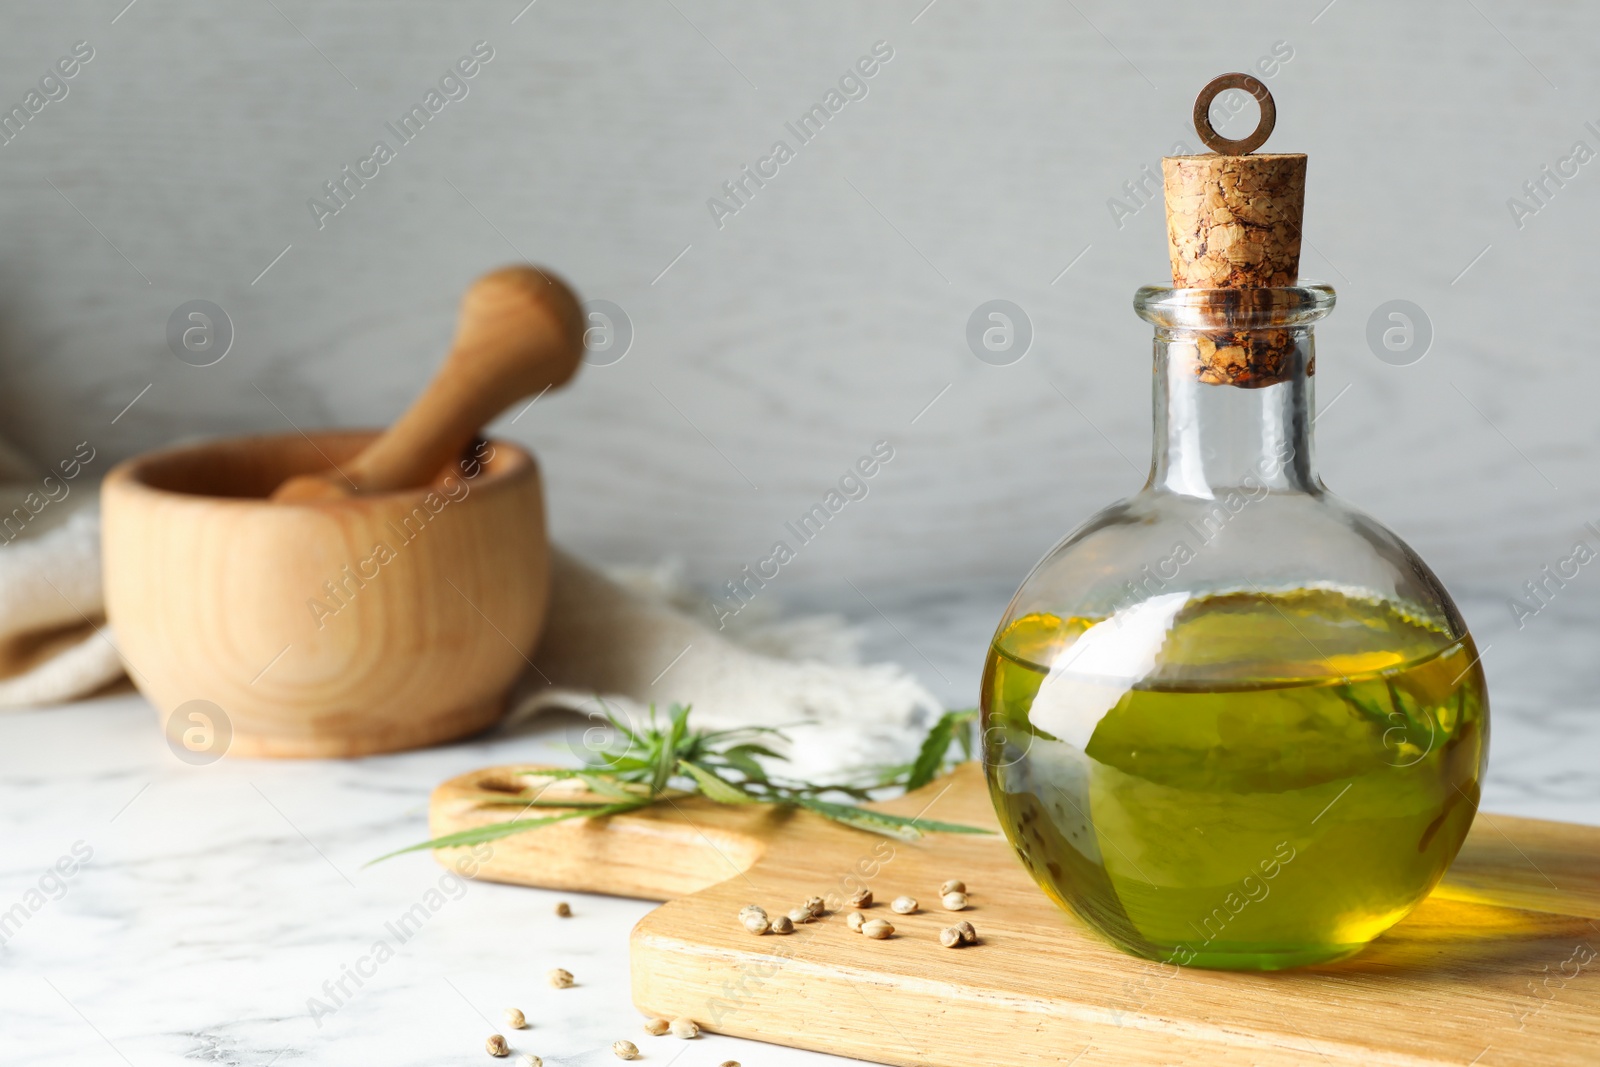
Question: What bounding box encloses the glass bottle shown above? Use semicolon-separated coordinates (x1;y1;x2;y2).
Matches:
982;81;1488;971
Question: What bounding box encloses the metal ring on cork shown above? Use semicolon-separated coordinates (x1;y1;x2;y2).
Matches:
1192;73;1276;155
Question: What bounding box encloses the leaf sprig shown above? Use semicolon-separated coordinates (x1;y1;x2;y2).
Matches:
374;704;987;863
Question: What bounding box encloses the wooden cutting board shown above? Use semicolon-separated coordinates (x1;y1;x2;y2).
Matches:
430;762;1600;1066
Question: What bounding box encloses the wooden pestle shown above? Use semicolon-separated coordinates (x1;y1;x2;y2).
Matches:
272;265;585;502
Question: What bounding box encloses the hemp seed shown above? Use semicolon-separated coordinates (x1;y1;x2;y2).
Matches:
955;920;977;944
548;968;574;988
770;914;795;934
503;1008;527;1029
862;918;895;939
670;1017;700;1039
940;879;966;895
740;911;770;935
890;896;918;915
555;901;572;917
847;910;867;933
941;891;969;911
803;896;826;919
939;926;963;948
613;1040;640;1060
643;1018;670;1036
521;1056;542;1067
847;888;873;908
787;906;812;924
486;1034;510;1058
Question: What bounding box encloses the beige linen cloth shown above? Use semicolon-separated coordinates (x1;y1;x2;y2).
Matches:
0;445;122;706
0;454;938;773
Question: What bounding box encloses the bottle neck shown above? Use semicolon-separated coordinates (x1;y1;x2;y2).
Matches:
1148;325;1319;498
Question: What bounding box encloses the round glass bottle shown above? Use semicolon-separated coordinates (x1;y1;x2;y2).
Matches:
981;284;1488;970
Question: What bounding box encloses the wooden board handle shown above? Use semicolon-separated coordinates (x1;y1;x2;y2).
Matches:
273;265;584;502
428;763;1002;902
428;764;805;901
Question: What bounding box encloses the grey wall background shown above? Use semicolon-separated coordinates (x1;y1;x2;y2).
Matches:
0;1;1592;616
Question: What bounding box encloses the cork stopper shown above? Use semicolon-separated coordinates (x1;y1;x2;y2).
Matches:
1163;74;1305;289
1160;74;1309;387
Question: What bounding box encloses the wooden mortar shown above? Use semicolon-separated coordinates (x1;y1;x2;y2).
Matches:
102;266;585;758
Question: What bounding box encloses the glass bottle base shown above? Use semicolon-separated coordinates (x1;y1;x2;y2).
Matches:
1116;936;1365;972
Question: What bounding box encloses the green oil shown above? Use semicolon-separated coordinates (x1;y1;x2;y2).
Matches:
982;588;1487;970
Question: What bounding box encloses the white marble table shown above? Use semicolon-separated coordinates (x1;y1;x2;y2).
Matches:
2;586;1597;1067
